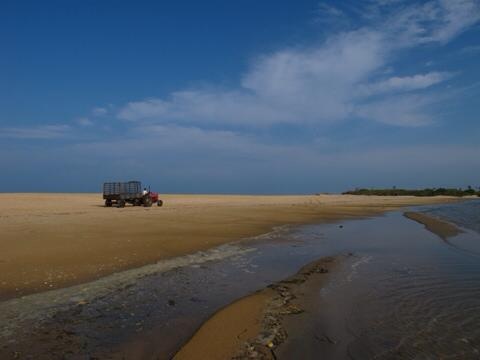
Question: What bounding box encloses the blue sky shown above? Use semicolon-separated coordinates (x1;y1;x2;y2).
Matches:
1;0;480;193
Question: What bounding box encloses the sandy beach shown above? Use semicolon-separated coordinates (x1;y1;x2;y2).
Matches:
0;193;459;300
1;195;477;359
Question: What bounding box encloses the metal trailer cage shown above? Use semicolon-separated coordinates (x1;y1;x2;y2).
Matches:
102;181;161;208
103;181;142;200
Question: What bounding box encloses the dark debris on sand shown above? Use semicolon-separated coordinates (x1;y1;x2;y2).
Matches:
233;255;346;359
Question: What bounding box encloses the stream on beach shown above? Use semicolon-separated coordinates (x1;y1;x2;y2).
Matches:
1;200;479;359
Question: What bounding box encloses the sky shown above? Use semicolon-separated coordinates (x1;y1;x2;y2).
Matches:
1;0;480;193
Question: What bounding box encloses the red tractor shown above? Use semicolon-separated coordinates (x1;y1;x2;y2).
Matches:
103;181;163;208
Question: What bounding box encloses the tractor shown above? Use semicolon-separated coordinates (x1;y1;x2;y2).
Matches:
103;181;163;208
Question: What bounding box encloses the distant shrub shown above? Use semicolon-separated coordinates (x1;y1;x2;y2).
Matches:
342;187;478;197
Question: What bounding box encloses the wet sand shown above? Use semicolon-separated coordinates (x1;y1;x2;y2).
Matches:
0;193;458;300
404;211;463;239
175;256;342;359
174;290;274;360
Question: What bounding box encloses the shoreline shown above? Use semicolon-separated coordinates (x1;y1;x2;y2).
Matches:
174;255;344;360
175;207;472;359
0;193;461;300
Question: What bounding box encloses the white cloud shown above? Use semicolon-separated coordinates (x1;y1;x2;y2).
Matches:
76;117;93;126
242;30;384;119
374;0;404;6
0;125;71;139
385;0;480;45
317;3;344;17
360;71;453;95
92;107;108;116
314;3;349;27
115;0;478;128
356;94;436;126
118;91;287;125
118;30;386;125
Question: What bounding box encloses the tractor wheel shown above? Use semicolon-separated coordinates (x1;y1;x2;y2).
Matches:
143;197;152;207
105;199;112;207
117;200;126;208
157;200;163;207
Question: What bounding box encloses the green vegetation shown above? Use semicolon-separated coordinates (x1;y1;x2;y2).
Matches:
343;187;480;197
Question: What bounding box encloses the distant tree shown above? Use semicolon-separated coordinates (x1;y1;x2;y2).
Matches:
342;187;477;197
465;186;476;195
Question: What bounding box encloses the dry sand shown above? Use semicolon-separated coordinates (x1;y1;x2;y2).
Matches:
0;193;458;300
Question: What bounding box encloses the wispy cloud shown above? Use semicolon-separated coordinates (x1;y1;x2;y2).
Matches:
460;44;480;54
92;107;108;117
0;125;71;139
359;71;454;95
314;3;350;27
317;3;344;17
118;32;381;125
356;94;436;126
117;30;383;125
370;0;480;45
117;0;479;128
76;117;93;126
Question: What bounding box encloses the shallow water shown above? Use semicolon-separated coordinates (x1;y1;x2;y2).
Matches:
1;200;479;359
426;199;480;234
279;200;480;359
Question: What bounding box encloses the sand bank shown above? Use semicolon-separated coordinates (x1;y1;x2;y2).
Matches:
0;193;458;300
174;290;274;360
404;211;463;239
175;256;342;359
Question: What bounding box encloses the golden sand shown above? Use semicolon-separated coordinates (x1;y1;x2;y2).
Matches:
0;193;458;300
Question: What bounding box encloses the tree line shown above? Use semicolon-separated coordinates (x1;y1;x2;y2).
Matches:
342;187;480;197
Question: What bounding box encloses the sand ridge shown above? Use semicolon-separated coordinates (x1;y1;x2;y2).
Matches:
403;211;463;239
173;290;274;360
175;256;342;359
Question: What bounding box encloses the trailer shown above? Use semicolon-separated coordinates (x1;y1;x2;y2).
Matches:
103;181;163;208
